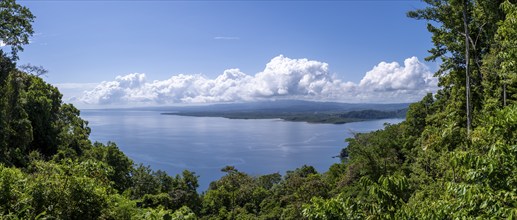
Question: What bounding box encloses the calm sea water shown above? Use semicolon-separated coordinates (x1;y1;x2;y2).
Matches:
81;109;403;191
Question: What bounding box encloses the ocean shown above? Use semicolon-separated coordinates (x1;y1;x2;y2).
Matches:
81;109;404;191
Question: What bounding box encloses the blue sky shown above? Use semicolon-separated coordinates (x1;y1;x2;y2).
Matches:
15;0;438;107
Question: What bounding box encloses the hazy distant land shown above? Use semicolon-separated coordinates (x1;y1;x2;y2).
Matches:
161;100;408;124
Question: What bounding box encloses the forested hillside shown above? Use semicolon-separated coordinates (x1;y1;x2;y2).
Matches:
1;0;516;219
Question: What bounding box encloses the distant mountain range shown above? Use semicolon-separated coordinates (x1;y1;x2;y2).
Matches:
133;100;409;113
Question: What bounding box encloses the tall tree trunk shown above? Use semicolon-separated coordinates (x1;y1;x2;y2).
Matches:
503;83;507;106
463;0;472;135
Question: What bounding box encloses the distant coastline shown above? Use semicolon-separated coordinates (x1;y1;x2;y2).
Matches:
162;109;407;124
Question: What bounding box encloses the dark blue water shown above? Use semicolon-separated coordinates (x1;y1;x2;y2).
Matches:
81;109;403;191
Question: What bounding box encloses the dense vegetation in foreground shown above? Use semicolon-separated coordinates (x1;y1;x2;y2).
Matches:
1;0;517;219
162;109;407;124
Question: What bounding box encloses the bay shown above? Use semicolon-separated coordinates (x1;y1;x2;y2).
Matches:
81;109;404;191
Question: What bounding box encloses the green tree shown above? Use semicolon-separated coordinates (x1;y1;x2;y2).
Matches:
86;142;133;192
0;0;34;60
303;194;363;220
2;70;33;166
144;170;201;213
24;75;63;157
344;123;405;184
170;170;201;213
170;206;197;220
0;52;15;164
496;1;517;105
202;167;255;218
130;164;160;199
399;104;517;219
0;164;32;218
408;0;508;135
25;159;113;219
256;172;281;190
404;93;434;138
54;104;92;158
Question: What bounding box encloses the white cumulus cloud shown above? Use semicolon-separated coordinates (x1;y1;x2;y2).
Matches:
359;56;436;91
78;55;438;106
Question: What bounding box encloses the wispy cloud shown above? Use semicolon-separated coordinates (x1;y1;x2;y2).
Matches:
76;55;438;106
53;83;99;106
54;83;99;90
214;36;240;40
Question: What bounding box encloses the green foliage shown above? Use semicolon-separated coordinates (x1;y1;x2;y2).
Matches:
202;168;255;217
408;0;509;136
256;172;281;190
1;70;32;166
200;166;326;219
304;174;409;220
303;194;363;220
302;2;517;214
279;166;328;205
2;0;517;219
130;164;161;199
404;93;434;138
0;0;34;60
496;1;517;105
399;105;517;219
0;160;111;219
86;141;133;192
28;160;112;219
170;206;197;220
1;69;91;166
24;75;63;157
127;164;201;214
344;123;406;183
0;164;31;218
55;103;91;157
